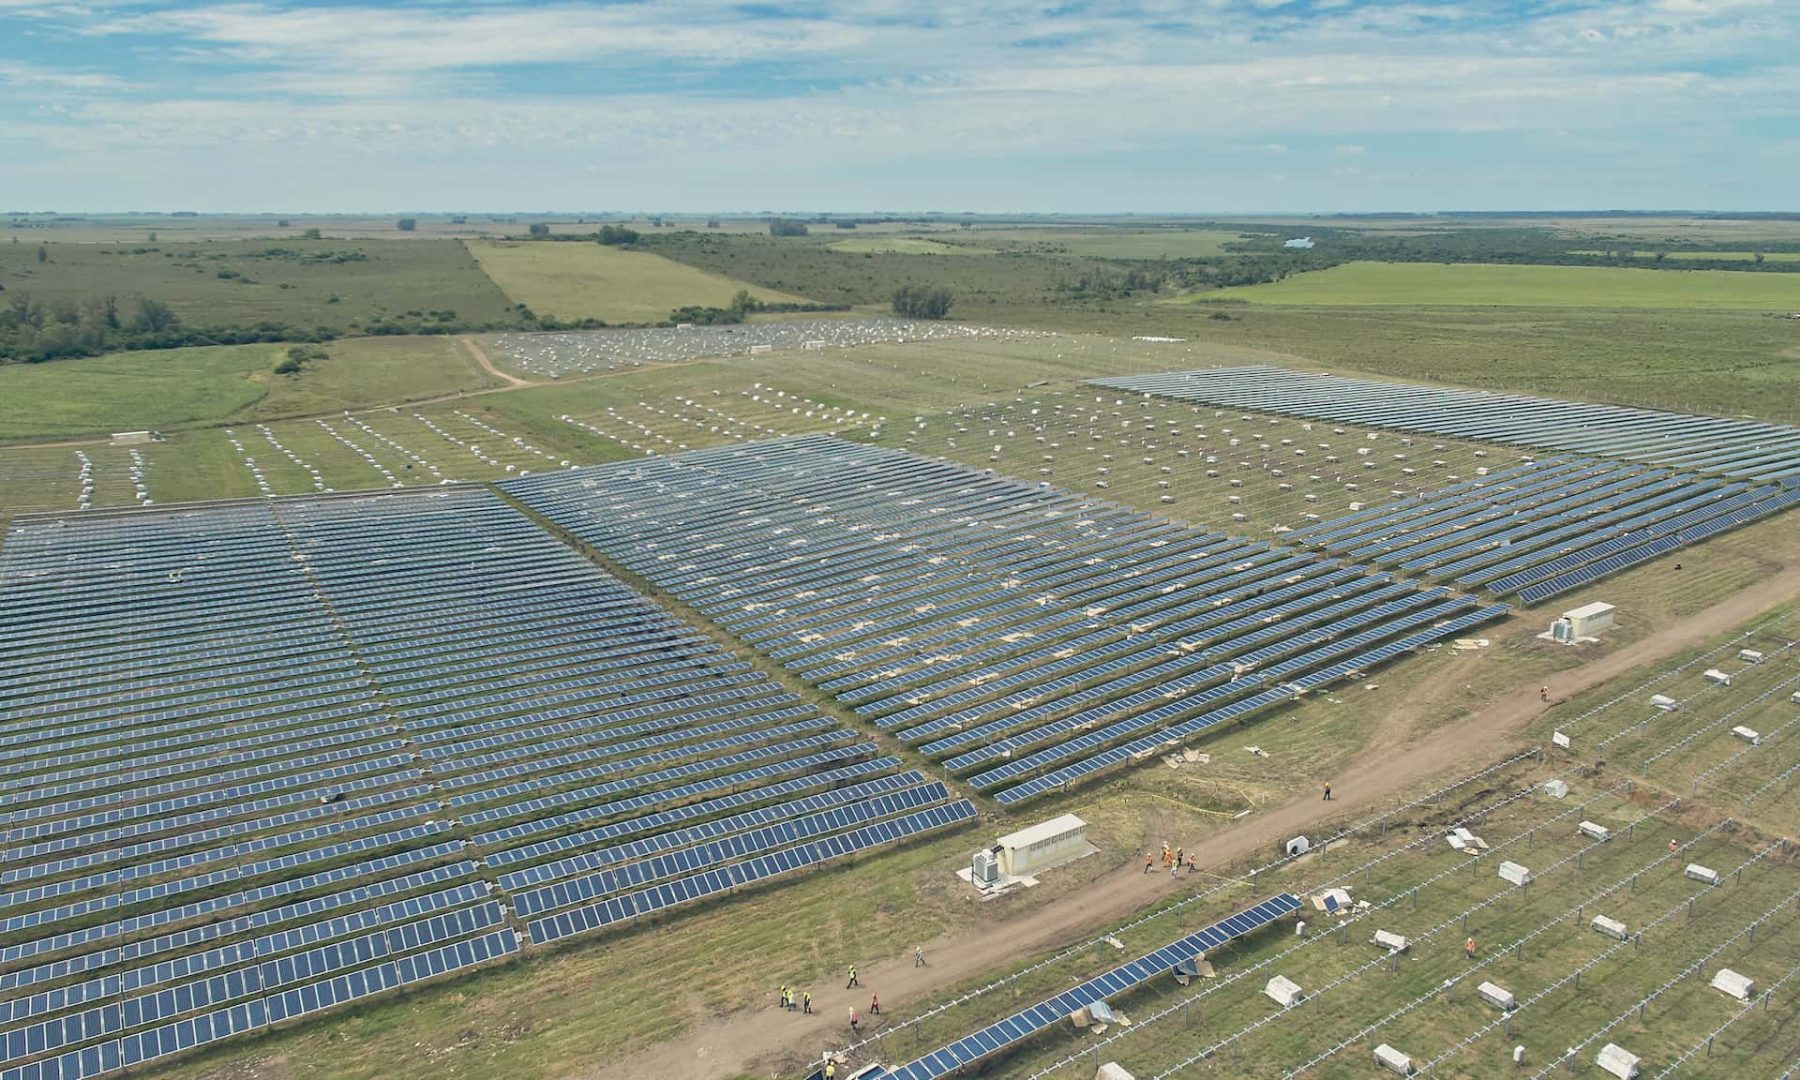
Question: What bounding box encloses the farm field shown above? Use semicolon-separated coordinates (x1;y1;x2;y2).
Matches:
1194;261;1800;309
464;239;807;323
0;239;517;329
0;336;496;442
970;229;1248;259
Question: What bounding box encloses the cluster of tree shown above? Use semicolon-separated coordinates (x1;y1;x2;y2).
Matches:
528;223;551;236
1051;266;1166;300
891;284;954;319
597;225;640;246
768;219;810;237
273;343;328;375
0;290;626;365
396;218;417;232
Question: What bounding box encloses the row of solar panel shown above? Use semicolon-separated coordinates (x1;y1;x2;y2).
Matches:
876;894;1304;1080
500;438;1507;799
1090;367;1800;483
527;801;978;945
0;931;519;1080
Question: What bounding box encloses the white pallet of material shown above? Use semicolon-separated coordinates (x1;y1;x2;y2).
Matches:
1704;668;1732;686
1263;975;1304;1007
1731;725;1761;745
1477;981;1515;1011
1591;914;1629;941
1596;1042;1641;1079
1578;821;1611;842
1374;1043;1413;1076
1372;930;1410;953
1543;779;1569;799
1709;968;1755;1002
1552;730;1572;749
1792;690;1800;704
1686;863;1721;886
1498;861;1532;886
1095;1063;1137;1080
1738;649;1765;664
1649;694;1680;712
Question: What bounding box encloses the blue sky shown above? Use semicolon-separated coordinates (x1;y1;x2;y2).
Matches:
1;0;1795;213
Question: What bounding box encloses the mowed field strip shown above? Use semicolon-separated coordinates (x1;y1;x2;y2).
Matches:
464;239;809;322
1194;261;1800;308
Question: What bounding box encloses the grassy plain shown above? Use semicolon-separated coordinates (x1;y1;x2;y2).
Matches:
464;239;806;323
970;228;1247;258
1196;261;1800;309
0;239;517;328
0;336;495;442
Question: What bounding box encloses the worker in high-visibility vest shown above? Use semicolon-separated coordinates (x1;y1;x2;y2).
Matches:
1465;936;1477;960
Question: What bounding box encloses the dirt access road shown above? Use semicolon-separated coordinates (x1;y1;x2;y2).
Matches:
459;336;538;389
590;565;1800;1080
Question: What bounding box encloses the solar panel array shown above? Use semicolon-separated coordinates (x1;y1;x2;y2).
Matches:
491;320;1051;379
867;893;1302;1080
1278;456;1800;604
1091;366;1800;485
502;436;1508;805
0;487;972;1080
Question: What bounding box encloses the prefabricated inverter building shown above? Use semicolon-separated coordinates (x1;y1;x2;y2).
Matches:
995;814;1088;878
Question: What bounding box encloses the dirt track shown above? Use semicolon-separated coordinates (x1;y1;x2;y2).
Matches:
589;564;1800;1080
459;335;538;389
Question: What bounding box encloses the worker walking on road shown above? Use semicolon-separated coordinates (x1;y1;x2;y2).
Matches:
915;945;927;967
846;964;859;989
1322;783;1332;801
1540;686;1549;703
1144;853;1153;874
778;985;788;1010
1187;853;1197;873
849;1006;860;1033
871;993;880;1015
803;991;813;1015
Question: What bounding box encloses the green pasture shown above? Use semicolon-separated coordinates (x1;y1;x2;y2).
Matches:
1193;261;1800;309
464;239;807;323
0;238;516;329
0;336;495;442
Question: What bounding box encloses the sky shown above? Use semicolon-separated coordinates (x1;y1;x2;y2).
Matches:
1;0;1796;213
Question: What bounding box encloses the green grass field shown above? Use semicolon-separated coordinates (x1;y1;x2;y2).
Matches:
1195;261;1800;309
465;239;807;323
972;228;1247;259
0;239;517;329
0;335;495;442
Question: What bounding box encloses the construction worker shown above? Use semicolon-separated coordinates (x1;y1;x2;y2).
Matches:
803;990;813;1015
778;985;788;1010
915;945;927;967
1187;853;1197;873
1323;783;1332;801
1175;847;1184;868
849;1006;860;1032
871;992;880;1015
846;964;859;989
825;1063;836;1080
1465;936;1477;960
1670;838;1679;854
1144;853;1154;874
1539;686;1549;703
